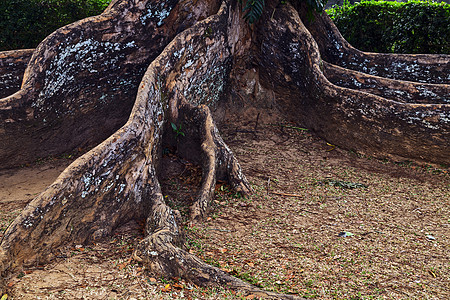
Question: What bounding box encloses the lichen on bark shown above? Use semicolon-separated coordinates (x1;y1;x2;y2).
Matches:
0;0;448;298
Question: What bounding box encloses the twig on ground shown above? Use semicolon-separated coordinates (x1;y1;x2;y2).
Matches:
270;124;309;132
208;228;233;232
254;112;260;131
272;191;303;198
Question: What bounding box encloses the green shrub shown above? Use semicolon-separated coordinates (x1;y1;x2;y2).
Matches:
327;0;450;54
0;0;111;51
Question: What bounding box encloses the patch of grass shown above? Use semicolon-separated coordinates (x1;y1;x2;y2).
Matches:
318;179;368;189
234;271;262;287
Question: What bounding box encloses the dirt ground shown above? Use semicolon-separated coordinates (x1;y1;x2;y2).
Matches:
1;120;449;300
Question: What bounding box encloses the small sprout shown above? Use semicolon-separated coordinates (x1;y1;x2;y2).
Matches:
171;122;185;139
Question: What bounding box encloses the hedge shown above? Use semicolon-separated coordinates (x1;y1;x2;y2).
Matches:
0;0;111;51
1;0;449;54
327;0;450;54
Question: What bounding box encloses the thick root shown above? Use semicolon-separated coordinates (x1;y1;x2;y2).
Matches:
0;0;252;295
323;62;449;105
0;0;220;169
134;206;302;299
173;103;251;221
0;49;33;98
299;4;449;84
256;2;449;164
1;0;449;298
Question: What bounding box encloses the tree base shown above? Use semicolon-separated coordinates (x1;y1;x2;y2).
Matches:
0;0;448;298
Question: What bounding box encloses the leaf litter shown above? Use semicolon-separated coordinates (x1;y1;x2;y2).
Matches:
0;119;449;299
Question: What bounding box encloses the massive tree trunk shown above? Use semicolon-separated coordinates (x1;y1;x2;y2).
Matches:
0;0;448;298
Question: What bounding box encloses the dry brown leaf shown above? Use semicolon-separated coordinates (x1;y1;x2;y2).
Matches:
173;283;183;289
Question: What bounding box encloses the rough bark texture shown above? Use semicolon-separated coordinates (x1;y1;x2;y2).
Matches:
0;49;33;99
0;0;449;298
254;2;449;165
0;0;220;169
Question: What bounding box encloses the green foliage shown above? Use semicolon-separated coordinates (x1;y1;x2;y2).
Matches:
304;0;327;13
240;0;328;24
171;122;185;139
327;0;450;54
0;0;111;51
319;179;368;189
242;0;266;24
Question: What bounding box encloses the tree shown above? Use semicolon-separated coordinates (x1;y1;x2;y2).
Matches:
0;0;448;298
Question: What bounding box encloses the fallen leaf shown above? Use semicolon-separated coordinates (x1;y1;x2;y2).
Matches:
219;248;228;253
161;284;171;292
173;283;183;289
149;277;157;282
247;262;254;267
1;294;8;300
246;295;256;299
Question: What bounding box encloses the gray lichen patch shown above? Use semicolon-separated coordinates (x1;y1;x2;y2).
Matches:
140;0;177;27
0;49;33;98
33;38;138;115
323;62;450;105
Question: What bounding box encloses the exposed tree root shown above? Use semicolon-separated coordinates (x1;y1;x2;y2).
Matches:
256;2;449;164
174;103;252;221
0;0;449;298
0;49;33;98
323;62;449;105
301;5;450;84
0;0;220;169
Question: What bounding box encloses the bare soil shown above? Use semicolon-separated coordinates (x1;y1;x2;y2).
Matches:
1;119;449;299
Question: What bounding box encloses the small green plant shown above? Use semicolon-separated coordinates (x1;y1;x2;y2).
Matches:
235;271;262;287
204;26;213;37
240;0;327;25
171;122;185;139
241;0;266;24
319;179;368;189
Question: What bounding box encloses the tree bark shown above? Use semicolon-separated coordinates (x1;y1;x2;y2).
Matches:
0;0;448;298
